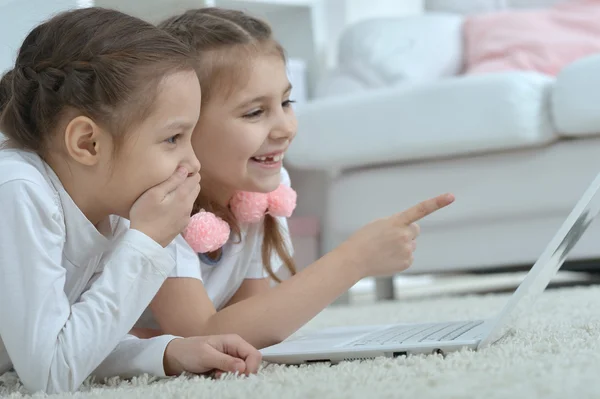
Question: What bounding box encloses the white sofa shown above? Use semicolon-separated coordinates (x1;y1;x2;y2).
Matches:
284;0;600;301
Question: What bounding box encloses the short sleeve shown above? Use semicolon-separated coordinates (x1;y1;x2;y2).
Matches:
166;234;203;281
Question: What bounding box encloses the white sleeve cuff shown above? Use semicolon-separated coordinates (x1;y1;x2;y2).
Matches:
139;334;178;378
122;229;176;277
93;334;179;380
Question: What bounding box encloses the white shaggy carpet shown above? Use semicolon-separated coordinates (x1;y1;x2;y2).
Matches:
2;284;600;399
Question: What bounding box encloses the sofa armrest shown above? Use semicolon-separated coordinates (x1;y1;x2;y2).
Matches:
287;71;555;171
552;53;600;137
336;13;465;87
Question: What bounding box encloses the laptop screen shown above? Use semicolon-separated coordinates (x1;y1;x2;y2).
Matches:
479;170;600;349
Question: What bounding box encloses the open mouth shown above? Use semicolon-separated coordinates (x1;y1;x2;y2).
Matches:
250;153;285;164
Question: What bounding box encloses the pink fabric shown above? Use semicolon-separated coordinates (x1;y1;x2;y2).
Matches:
183;184;298;253
230;183;297;224
229;191;269;224
464;0;600;76
183;211;231;253
266;184;297;218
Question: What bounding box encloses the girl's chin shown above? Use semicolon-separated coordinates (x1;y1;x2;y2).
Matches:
243;177;281;194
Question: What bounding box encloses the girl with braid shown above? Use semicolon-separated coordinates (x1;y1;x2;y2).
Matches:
0;7;261;394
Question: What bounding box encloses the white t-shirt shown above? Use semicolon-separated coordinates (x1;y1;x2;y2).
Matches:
0;149;184;394
138;168;294;324
197;167;294;309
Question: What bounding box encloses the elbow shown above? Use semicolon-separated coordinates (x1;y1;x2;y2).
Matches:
17;358;84;395
20;374;79;396
19;378;48;396
9;337;91;394
45;383;79;396
46;371;85;395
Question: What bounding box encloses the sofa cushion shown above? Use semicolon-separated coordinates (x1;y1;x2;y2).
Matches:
425;0;564;14
288;71;556;171
314;70;370;99
336;13;464;87
463;0;600;76
552;53;600;137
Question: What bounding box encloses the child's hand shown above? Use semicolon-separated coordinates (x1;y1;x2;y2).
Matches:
163;335;262;377
130;167;201;247
337;193;455;279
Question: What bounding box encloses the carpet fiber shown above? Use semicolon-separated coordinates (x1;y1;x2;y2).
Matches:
2;284;600;398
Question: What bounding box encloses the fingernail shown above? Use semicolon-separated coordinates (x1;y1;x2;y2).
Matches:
234;360;245;373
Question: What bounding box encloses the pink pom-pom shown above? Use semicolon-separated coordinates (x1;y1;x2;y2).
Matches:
183;211;231;253
230;191;269;223
267;184;297;218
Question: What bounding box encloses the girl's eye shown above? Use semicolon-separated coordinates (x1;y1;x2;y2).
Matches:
166;134;181;144
283;99;296;108
243;109;264;119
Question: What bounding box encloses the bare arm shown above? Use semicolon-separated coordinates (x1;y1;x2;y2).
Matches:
223;278;270;308
150;194;454;349
151;249;359;349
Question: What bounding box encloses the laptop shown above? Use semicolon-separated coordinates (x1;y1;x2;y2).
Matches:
260;171;600;364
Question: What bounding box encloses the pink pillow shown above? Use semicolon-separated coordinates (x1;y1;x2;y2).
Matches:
464;0;600;76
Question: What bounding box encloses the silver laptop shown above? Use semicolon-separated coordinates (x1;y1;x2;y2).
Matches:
261;171;600;364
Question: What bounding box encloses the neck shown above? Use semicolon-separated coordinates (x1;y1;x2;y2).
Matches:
202;176;236;207
46;156;109;226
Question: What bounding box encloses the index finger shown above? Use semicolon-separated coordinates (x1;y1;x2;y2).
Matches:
395;193;455;225
160;167;189;197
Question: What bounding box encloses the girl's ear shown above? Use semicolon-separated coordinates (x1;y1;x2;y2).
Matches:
63;116;106;166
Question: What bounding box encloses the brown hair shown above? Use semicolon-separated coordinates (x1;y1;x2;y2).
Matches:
0;70;13;117
159;8;296;283
0;7;195;156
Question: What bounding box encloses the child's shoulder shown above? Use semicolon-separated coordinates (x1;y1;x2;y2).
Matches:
0;149;58;205
0;149;52;188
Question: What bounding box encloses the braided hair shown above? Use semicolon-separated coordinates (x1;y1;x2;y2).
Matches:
0;7;194;155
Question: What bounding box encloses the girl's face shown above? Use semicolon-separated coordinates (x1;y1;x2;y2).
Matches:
105;70;202;218
191;54;297;204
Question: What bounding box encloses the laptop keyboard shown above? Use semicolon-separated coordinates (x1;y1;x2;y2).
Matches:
347;320;483;347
